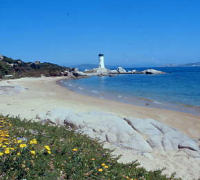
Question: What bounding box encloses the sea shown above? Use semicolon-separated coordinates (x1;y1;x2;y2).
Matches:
60;67;200;116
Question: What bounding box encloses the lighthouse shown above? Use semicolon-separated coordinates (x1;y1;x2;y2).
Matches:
98;54;105;69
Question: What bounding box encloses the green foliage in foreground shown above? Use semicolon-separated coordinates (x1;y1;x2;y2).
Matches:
0;115;180;180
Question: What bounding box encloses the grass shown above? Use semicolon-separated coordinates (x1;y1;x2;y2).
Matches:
0;115;180;180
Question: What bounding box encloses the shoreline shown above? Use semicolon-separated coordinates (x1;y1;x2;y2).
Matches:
0;77;200;179
0;76;200;138
60;77;200;117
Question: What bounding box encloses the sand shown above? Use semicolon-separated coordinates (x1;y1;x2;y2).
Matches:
0;77;200;179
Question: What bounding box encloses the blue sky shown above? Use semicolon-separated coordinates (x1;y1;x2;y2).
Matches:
1;0;200;66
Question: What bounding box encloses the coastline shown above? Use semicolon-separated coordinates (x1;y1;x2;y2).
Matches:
0;76;200;138
60;77;200;117
1;76;199;138
1;77;200;179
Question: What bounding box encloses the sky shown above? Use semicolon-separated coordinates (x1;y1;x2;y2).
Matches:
1;0;200;67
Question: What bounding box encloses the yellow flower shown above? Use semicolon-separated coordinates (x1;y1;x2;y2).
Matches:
98;168;103;172
47;150;51;154
17;152;21;156
101;163;106;167
72;148;78;152
20;144;27;148
30;150;36;155
0;152;3;156
104;165;109;169
17;140;22;143
4;148;10;154
30;139;37;144
44;145;50;151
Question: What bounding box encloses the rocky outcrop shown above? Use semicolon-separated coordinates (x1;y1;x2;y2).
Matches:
37;109;200;156
110;70;118;74
142;69;165;74
117;67;127;73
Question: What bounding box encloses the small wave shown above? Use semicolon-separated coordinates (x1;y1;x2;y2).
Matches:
91;90;99;94
153;101;162;105
117;95;122;98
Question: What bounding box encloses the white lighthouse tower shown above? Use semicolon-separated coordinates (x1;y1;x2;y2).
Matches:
98;54;105;69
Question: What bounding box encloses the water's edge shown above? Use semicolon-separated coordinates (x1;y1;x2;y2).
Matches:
59;77;200;116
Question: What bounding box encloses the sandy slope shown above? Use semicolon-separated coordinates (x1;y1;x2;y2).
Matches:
0;77;200;179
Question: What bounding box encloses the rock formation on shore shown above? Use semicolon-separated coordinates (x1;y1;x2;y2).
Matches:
36;108;200;179
37;109;200;155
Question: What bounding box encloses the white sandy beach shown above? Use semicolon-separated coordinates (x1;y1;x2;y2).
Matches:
0;77;200;179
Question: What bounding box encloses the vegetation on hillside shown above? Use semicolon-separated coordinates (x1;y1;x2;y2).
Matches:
0;115;179;180
0;56;71;79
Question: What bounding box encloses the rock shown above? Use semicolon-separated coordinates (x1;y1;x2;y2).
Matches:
110;70;118;74
0;55;4;60
73;71;88;77
131;70;137;73
4;75;13;78
117;67;127;73
125;117;199;152
37;109;200;156
142;69;165;74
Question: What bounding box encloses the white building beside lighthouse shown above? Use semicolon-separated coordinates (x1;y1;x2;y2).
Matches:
98;54;105;69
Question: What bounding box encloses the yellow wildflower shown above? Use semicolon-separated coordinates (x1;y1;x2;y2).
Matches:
44;145;50;151
17;152;21;156
101;163;106;167
20;144;27;148
72;148;78;152
98;168;103;172
4;148;10;154
104;165;109;169
0;152;3;156
17;140;22;143
30;150;36;155
29;139;37;144
47;150;51;154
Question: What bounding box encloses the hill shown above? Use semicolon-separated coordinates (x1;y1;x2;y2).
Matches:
0;56;72;78
180;62;200;67
163;62;200;67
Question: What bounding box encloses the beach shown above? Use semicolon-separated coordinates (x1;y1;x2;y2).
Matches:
0;77;200;179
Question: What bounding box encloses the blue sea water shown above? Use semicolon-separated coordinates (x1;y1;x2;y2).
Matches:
61;67;200;115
